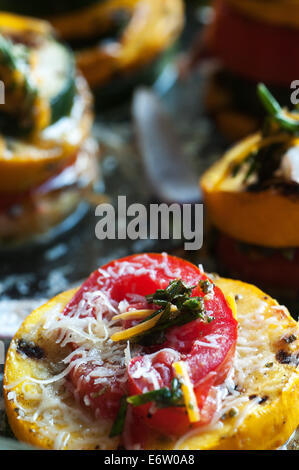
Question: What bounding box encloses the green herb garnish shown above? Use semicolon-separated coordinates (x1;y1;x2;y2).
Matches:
132;280;213;346
145;279;196;309
127;378;184;409
265;362;273;368
109;396;128;438
109;379;184;437
257;83;299;133
198;279;214;295
231;84;299;184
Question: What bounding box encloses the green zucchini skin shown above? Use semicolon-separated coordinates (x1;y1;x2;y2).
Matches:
0;35;38;134
93;44;178;109
0;0;100;17
50;69;76;124
34;40;76;125
0;34;76;135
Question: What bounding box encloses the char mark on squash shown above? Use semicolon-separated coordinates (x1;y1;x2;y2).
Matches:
283;334;297;344
276;349;299;366
16;338;45;360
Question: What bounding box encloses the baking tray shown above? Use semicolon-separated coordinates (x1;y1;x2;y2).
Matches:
0;2;298;450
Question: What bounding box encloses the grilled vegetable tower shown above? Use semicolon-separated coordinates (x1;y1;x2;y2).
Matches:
4;253;299;449
201;84;299;299
0;13;98;243
0;0;185;98
201;0;299;141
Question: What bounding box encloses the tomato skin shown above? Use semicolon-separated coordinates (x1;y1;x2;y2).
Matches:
217;232;299;291
127;353;219;437
68;361;125;420
127;351;193;437
127;281;237;436
63;253;211;317
209;0;299;86
64;253;237;438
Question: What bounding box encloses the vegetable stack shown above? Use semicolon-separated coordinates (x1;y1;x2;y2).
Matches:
0;0;185;100
0;13;98;243
200;0;299;141
201;84;299;300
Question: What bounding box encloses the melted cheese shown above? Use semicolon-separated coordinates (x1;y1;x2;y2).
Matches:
5;254;185;448
5;262;299;450
172;280;299;450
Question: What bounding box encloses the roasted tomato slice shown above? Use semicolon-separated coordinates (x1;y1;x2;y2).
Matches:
210;0;299;86
64;253;237;438
217;232;299;291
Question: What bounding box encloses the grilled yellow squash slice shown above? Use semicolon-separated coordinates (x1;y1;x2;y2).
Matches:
201;132;299;248
51;0;184;88
4;278;299;450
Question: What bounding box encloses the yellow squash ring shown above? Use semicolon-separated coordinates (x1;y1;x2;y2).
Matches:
4;278;299;450
0;76;93;192
201;132;299;248
49;0;185;88
0;12;53;36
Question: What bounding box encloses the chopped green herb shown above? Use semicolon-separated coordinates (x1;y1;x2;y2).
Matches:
257;83;299;133
221;408;238;421
109;396;128;438
231;84;299;187
228;408;238;418
145;279;195;308
127;378;184;409
265;362;273;368
132;280;213;346
231;141;286;187
231;150;259;183
199;279;214;295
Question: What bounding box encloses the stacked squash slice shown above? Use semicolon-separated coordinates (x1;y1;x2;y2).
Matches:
0;13;98;243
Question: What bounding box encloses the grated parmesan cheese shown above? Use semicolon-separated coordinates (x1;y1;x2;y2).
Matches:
5;257;297;450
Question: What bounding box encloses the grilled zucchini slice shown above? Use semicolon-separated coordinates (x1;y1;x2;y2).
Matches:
32;39;76;125
0;1;184;92
0;13;91;192
0;74;93;192
0;34;75;134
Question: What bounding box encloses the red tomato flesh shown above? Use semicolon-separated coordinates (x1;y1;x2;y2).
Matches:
209;0;299;86
64;253;237;440
217;232;299;291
